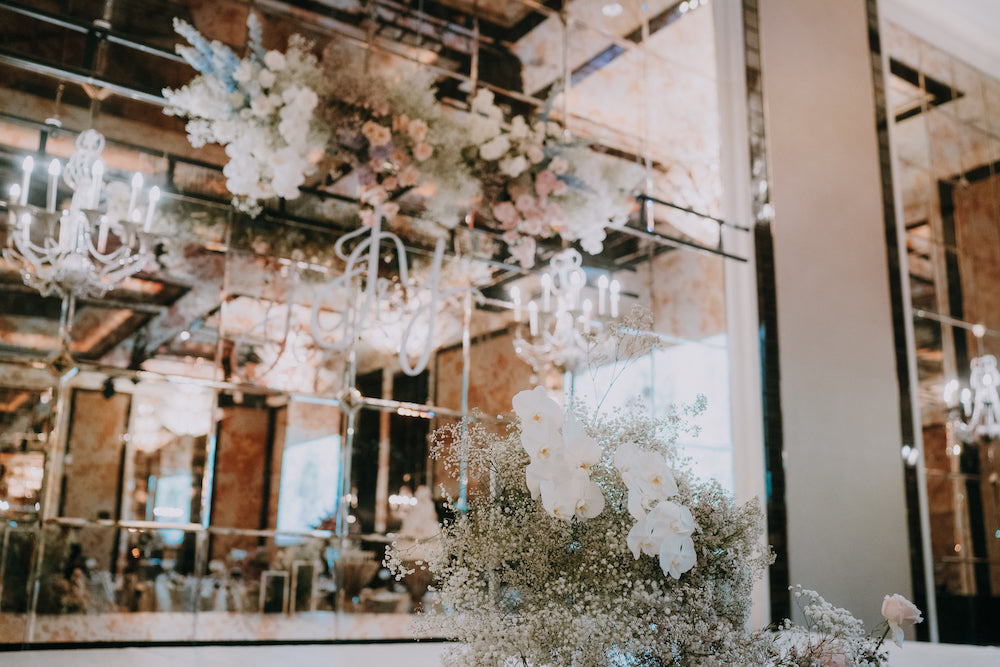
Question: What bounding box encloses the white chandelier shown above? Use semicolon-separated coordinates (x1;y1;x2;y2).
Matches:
3;129;160;299
509;248;621;375
944;353;1000;443
308;209;470;378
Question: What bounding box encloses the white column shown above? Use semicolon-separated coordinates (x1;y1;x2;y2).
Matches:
757;0;913;626
713;0;770;630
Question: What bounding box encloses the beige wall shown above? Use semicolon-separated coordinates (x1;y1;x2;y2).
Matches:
758;0;913;626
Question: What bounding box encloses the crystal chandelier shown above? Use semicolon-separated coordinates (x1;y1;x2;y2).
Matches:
3;129;160;299
509;248;621;375
944;352;1000;443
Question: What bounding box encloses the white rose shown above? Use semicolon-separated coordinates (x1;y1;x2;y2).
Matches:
479;135;511;161
509;115;529;140
250;95;277;117
233;60;256;84
881;594;922;646
499;155;528;177
264;50;287;71
258;69;276;89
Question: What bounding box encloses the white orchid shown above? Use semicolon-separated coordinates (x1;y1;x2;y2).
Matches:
512;386;563;446
525;455;562;499
657;532;697;580
514;387;606;522
626;500;698;578
562;413;602;473
615;442;679;519
540;468;605;522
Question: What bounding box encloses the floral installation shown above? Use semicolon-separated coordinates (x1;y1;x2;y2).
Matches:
164;17;640;266
163;15;330;215
318;43;478;230
387;383;922;666
463;89;641;268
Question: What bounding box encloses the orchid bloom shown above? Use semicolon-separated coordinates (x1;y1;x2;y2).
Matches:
540;469;605;522
626;500;698;579
512;386;563;447
658;533;697;580
615;443;678;519
562;414;602;472
525;455;564;499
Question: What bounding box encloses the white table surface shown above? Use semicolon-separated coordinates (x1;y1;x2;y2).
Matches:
1;641;998;666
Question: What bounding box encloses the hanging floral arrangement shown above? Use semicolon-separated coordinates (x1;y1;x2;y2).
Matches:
163;14;641;266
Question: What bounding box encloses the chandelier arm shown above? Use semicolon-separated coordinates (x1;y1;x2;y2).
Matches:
98;253;146;285
308;265;364;351
332;222;374;263
85;236;134;264
379;230;410;288
397;238;454;377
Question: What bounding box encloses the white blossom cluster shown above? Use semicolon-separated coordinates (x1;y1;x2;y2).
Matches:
771;586;893;666
512;386;605;521
386;387;918;666
164;17;640;260
390;391;775;666
466;89;642;267
164;16;330;214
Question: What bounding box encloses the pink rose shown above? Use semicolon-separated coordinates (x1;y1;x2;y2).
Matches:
881;594;922;647
398;165;420;187
392;148;411;167
493;201;520;228
361;121;392;147
515;193;539;214
525;143;545;164
408;119;429;142
359;209;377;227
535;169;558;198
357;184;387;205
413;142;434;162
518;211;547;237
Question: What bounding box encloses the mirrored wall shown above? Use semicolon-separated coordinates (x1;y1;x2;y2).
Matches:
886;20;1000;645
0;0;750;644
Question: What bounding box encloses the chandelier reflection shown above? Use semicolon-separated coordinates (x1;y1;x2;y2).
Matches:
509;248;620;375
309;210;465;378
3;130;159;298
945;352;1000;443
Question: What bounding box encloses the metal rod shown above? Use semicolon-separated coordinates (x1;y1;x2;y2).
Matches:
638;193;752;232
0;48;166;106
616;222;749;263
458;288;473;511
914;308;996;337
0;0;185;62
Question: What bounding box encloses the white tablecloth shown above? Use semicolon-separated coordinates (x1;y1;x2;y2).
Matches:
1;641;998;666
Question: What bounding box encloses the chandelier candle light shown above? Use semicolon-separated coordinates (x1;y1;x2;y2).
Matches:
943;325;1000;443
3;130;160;299
509;248;621;375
